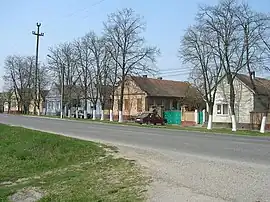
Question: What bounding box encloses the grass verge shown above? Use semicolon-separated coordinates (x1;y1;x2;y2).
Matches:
0;124;148;202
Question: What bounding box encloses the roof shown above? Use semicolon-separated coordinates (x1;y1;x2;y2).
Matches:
236;73;270;96
131;76;195;98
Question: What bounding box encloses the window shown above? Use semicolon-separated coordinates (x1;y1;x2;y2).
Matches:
217;104;221;114
223;104;229;114
164;99;170;110
216;104;229;115
155;98;162;106
137;98;142;112
124;99;130;111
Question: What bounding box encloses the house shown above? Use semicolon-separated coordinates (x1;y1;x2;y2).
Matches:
3;89;48;114
45;83;111;117
212;72;270;129
113;75;204;124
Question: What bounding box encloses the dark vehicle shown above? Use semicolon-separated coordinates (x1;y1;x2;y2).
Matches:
72;110;92;119
135;112;167;125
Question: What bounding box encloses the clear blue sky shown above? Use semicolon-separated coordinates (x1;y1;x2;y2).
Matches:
1;0;269;90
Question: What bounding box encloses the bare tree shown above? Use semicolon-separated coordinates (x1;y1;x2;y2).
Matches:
84;31;105;120
98;42;112;121
3;55;36;114
198;0;247;131
238;5;270;133
104;35;121;121
180;24;222;129
48;42;80;116
74;36;93;119
104;8;160;122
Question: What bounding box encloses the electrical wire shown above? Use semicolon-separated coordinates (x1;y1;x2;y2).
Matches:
64;0;107;18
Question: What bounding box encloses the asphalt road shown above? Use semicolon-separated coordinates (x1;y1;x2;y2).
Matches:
1;114;270;202
1;114;269;165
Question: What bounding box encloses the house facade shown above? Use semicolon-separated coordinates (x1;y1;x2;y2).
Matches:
2;89;47;114
113;75;204;123
212;73;270;129
45;83;110;117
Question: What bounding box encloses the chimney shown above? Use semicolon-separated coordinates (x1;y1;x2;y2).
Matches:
157;77;162;80
250;71;255;80
142;75;147;78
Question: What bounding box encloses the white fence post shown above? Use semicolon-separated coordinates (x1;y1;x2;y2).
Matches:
195;109;198;124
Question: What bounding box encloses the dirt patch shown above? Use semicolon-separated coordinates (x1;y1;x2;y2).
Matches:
8;187;45;202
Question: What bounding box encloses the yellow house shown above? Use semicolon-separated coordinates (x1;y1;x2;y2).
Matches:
113;75;202;120
4;89;48;114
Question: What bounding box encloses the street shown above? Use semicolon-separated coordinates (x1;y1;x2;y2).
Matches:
1;114;270;202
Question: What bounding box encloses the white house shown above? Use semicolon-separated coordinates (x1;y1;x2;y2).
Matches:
45;83;111;119
212;72;270;130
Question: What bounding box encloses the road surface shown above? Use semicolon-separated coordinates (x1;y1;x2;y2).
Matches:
1;114;270;202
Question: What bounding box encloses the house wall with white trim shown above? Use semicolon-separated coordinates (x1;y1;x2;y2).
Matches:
213;77;254;124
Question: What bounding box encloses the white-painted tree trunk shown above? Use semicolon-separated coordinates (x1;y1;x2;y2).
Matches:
37;108;40;116
207;114;213;130
231;115;237;132
109;110;113;122
68;109;71;118
92;109;96;120
100;110;104;121
75;110;79;119
84;110;87;119
118;111;123;122
260;116;267;133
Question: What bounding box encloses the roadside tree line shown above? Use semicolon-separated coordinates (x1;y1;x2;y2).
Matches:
3;8;160;122
180;0;270;132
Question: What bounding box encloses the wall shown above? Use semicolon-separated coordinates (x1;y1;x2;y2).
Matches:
254;95;269;112
113;78;147;119
213;77;254;124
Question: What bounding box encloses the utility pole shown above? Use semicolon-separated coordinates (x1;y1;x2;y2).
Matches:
32;23;44;116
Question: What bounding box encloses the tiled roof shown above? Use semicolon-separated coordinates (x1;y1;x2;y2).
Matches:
131;76;196;98
236;73;270;95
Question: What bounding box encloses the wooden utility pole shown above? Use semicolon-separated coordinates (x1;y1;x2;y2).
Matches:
32;23;44;115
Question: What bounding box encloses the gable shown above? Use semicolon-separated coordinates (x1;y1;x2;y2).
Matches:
216;75;254;104
115;78;146;96
46;83;60;99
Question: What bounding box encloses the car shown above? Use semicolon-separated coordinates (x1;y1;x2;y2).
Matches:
135;112;167;125
72;110;92;119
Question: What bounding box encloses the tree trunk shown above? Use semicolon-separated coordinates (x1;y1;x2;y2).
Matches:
260;112;268;133
100;103;105;121
207;102;214;130
92;104;97;120
84;98;87;119
118;81;125;123
229;82;237;132
75;108;79;119
110;92;115;122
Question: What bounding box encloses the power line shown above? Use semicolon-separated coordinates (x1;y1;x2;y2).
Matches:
64;0;106;18
158;69;191;76
159;67;190;72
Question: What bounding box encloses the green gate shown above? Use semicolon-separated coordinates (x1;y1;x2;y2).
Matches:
198;111;204;124
164;110;181;125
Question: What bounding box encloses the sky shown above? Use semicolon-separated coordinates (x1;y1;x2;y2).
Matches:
1;0;270;91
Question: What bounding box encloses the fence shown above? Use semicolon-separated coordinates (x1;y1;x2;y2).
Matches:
250;111;270;130
164;110;181;124
182;111;195;122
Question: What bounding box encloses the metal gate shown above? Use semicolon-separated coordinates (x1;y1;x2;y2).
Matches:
164;110;181;124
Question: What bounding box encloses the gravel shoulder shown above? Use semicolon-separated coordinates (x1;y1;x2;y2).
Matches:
114;144;270;202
